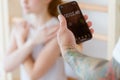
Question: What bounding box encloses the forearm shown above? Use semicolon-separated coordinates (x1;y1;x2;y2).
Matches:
23;56;38;80
62;48;120;80
24;39;60;80
3;40;34;72
23;59;42;80
23;55;54;80
23;59;36;80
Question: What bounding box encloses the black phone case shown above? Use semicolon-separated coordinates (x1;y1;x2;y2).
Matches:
58;1;92;44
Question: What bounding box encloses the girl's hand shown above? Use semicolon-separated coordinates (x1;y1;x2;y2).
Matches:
30;25;59;46
14;20;29;48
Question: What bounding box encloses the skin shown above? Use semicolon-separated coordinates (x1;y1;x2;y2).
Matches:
57;15;120;80
3;0;60;80
3;0;93;80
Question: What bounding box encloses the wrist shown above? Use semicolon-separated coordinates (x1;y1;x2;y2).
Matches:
26;39;36;49
30;36;45;46
17;39;25;48
62;46;80;61
60;44;76;54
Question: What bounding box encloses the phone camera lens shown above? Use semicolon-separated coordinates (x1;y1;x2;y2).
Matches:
60;6;63;9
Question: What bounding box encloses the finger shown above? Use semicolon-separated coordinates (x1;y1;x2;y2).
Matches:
19;20;27;27
58;15;67;31
48;27;58;36
42;27;48;32
84;15;88;20
23;22;29;31
50;25;59;32
17;21;27;29
46;26;59;35
90;28;94;34
45;33;57;43
27;24;30;30
87;21;92;27
26;25;29;32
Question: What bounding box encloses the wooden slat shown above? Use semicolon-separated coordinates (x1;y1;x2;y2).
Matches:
78;3;108;12
63;0;108;12
94;33;108;41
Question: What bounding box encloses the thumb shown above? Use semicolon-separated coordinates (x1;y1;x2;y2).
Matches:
58;15;67;31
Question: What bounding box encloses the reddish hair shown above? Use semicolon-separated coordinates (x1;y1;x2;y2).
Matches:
48;0;63;17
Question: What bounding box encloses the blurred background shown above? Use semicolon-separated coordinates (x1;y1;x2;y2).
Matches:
0;0;120;80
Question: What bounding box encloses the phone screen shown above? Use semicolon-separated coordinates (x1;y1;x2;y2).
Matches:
58;1;92;44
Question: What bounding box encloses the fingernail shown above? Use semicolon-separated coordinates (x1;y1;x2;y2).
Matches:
58;15;63;23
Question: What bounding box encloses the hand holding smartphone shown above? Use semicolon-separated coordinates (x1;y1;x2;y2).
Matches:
58;1;92;44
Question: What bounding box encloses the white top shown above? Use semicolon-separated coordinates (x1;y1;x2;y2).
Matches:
20;17;67;80
113;38;120;63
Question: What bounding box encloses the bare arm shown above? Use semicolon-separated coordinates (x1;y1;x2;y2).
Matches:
3;39;34;72
3;27;34;72
3;21;58;72
23;38;61;80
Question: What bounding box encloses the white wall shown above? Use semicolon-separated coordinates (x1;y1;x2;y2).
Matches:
77;0;108;5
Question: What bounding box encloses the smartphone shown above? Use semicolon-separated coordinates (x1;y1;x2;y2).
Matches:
58;1;92;44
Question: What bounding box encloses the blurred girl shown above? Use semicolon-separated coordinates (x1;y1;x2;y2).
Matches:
3;0;67;80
